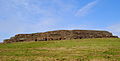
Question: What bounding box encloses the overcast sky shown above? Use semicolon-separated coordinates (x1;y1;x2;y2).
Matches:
0;0;120;42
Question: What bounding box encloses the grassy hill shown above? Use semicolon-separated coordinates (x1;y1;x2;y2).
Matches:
0;38;120;61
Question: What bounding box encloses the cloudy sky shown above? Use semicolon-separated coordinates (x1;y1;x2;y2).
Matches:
0;0;120;42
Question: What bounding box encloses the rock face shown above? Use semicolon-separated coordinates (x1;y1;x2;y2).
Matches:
4;30;118;43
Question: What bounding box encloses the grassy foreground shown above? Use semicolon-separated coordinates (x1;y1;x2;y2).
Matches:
0;38;120;61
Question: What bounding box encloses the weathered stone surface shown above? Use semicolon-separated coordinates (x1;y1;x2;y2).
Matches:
3;30;118;43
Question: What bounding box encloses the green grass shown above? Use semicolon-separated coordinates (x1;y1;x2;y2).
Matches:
0;38;120;61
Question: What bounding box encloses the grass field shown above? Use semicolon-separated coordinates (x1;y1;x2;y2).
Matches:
0;38;120;61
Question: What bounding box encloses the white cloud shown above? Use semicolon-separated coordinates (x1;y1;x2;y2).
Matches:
107;24;120;37
108;24;120;32
75;0;98;17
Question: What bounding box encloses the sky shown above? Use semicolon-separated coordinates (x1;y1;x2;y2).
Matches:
0;0;120;42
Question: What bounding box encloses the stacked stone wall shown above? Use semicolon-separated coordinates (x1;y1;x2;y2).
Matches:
4;30;118;43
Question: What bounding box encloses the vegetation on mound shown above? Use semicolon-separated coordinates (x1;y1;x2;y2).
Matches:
0;38;120;61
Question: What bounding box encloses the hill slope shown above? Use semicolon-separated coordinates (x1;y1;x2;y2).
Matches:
0;38;120;61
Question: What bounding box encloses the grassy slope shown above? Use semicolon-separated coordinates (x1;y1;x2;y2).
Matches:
0;38;120;61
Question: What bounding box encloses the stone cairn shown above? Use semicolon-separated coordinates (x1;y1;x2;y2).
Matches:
4;30;118;43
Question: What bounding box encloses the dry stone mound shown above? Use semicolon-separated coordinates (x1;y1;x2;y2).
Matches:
4;30;118;43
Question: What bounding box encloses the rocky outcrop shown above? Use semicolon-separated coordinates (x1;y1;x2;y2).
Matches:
4;30;118;43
